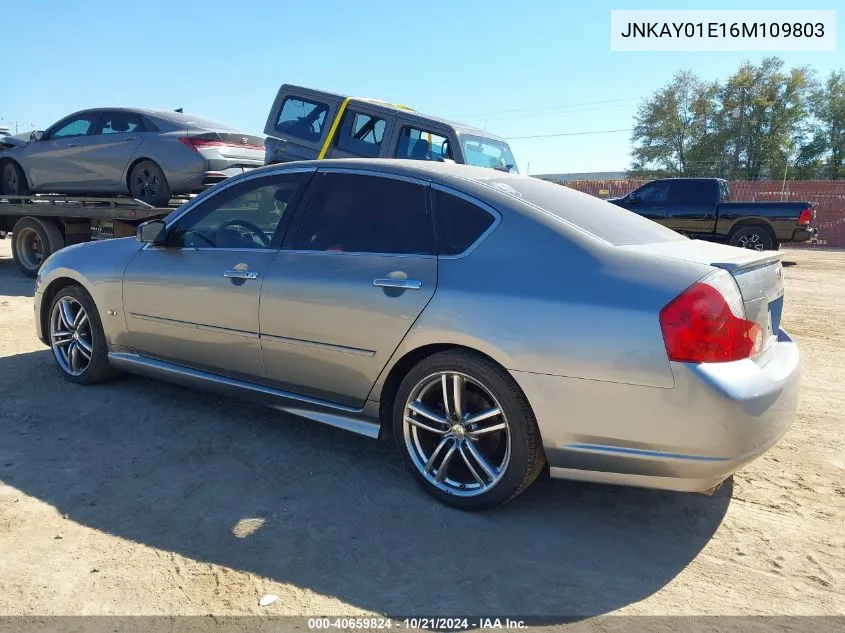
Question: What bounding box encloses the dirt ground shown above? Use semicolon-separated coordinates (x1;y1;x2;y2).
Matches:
0;238;842;619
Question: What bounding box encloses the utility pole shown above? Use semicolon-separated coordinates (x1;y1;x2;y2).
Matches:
732;88;747;180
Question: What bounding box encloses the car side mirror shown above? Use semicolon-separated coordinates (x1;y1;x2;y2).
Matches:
136;219;167;245
31;130;44;141
628;192;638;204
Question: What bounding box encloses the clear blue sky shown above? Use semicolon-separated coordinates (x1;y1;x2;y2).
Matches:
2;0;841;175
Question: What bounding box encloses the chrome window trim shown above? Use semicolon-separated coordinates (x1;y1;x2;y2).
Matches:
315;166;430;187
430;183;502;260
282;249;436;259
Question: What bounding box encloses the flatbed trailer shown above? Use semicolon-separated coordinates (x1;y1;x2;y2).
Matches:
0;194;178;277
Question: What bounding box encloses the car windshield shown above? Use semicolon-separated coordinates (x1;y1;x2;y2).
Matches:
461;135;518;173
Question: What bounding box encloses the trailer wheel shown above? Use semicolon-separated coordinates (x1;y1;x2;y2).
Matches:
1;161;31;196
11;217;65;278
129;160;171;207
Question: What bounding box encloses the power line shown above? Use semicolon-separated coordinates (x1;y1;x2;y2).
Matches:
445;97;640;119
505;128;632;140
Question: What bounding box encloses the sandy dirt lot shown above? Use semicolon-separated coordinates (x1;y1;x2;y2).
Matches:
0;238;842;620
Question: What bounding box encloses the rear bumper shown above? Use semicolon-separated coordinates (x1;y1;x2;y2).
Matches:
511;330;800;493
789;227;817;243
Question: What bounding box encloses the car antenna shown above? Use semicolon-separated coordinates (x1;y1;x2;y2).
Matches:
175;107;183;113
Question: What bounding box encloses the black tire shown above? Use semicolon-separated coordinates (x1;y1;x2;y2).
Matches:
729;225;774;251
1;160;30;195
129;160;171;207
47;284;119;385
392;350;545;510
11;217;65;278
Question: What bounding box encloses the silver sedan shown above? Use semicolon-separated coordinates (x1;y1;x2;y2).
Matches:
0;108;264;206
33;159;800;510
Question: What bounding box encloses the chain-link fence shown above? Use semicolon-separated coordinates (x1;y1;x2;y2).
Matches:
543;178;845;247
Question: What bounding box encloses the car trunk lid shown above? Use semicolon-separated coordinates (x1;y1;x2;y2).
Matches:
623;240;785;354
185;130;265;162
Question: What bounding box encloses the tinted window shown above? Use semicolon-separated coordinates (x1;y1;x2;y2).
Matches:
335;111;386;157
295;173;434;255
275;97;329;142
395;126;452;161
478;175;686;246
462;135;517;172
435;190;494;255
95;112;144;135
667;180;713;203
636;181;670;204
172;173;307;249
50;115;96;139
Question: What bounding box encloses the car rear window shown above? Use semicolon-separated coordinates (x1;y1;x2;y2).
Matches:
480;176;687;246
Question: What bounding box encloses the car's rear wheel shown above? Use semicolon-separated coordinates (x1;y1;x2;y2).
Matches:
11;217;65;278
48;285;119;385
393;350;544;510
1;161;30;196
729;225;774;251
129;160;171;207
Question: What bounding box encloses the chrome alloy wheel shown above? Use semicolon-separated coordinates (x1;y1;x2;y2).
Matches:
737;232;764;251
403;372;511;497
49;296;93;376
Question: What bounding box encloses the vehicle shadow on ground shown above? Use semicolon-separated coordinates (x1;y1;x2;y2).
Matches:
0;254;35;297
0;350;732;619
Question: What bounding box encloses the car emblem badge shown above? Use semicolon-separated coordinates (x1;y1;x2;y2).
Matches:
241;137;248;144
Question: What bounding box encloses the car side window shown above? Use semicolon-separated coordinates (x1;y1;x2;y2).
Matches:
294;173;434;255
170;173;308;249
49;115;97;139
335;111;386;157
95;112;145;135
275;97;329;142
395;126;453;161
636;182;670;204
434;190;495;255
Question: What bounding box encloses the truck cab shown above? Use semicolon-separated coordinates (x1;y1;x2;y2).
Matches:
263;85;518;172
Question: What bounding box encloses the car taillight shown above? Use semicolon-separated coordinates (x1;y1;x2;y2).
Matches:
659;269;762;363
179;137;226;151
797;208;813;226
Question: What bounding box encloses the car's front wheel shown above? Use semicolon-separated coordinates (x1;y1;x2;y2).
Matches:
48;285;119;385
393;350;545;510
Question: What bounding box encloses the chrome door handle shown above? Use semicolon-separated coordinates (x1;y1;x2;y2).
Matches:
373;278;422;290
224;270;259;279
124;136;137;141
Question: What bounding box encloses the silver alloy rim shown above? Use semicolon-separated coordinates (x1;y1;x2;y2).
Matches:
403;371;511;497
49;297;93;376
15;227;43;271
737;233;764;251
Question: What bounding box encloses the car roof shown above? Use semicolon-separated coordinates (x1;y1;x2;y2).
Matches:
255;158;526;195
284;85;508;142
60;107;239;129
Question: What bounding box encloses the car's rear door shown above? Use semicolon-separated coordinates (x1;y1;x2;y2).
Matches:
121;169;313;380
263;86;340;163
324;105;396;159
258;169;437;407
82;111;146;190
663;179;718;237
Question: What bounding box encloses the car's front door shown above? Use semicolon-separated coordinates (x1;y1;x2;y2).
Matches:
121;169;312;380
662;179;718;236
625;180;670;222
83;111;146;190
259;170;438;407
23;112;100;190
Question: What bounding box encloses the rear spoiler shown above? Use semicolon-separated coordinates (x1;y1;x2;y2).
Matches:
709;250;782;272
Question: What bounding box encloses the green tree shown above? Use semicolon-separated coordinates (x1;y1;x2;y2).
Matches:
717;57;815;180
629;70;717;177
803;70;845;179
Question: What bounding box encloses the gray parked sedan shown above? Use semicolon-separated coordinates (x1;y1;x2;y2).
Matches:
33;159;800;510
0;108;264;206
